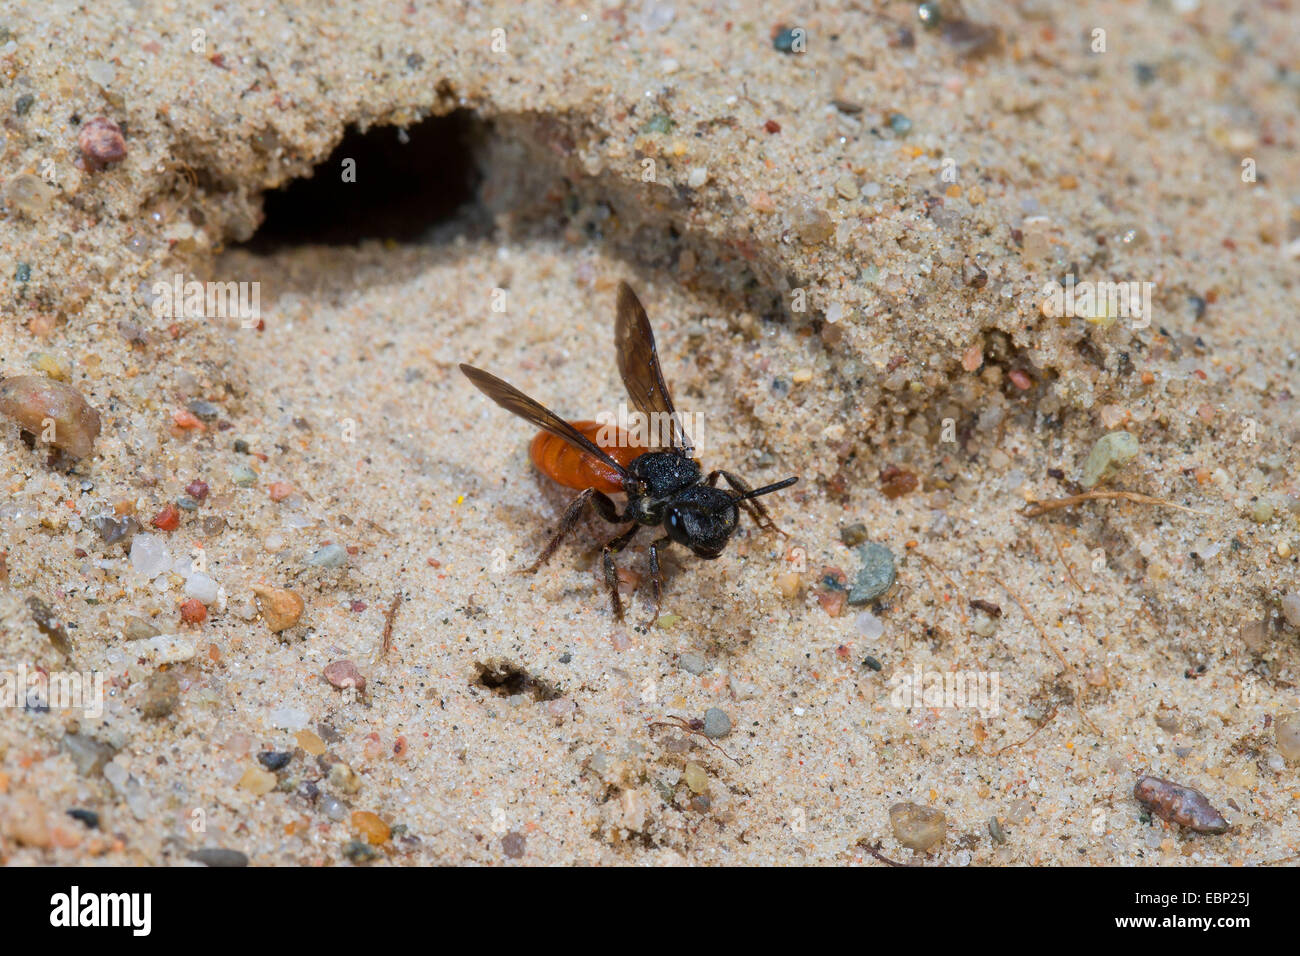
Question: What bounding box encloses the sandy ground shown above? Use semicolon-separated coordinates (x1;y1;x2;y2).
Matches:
1;0;1299;865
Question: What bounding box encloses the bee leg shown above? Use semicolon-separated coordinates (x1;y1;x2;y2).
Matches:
707;469;786;536
600;524;641;623
641;535;671;626
523;488;625;573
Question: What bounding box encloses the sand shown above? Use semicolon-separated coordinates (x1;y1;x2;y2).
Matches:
1;0;1298;865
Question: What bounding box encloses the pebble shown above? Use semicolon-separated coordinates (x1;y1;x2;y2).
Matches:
889;802;947;850
269;705;309;731
772;27;800;53
123;633;196;664
252;585;305;632
862;655;882;671
702;707;732;738
683;762;709;794
328;761;362;794
1080;431;1140;489
179;598;207;624
26;596;73;657
187;847;249;867
1249;500;1274;523
230;463;258;487
848;542;896;605
344;840;380;863
988;816;1008;845
687;166;709;188
1281;594;1300;629
28;352;69;381
139;670;180;718
258;751;292;771
5;173;54;218
294;730;326;757
1132;775;1229;834
788;197;834;244
239;766;277;795
320;794;349;821
677;651;710;675
1275;712;1300;762
888;113;913;136
86;59;115;87
130;533;172;578
185;479;210;502
352;810;391;845
855;611;884;640
94;514;140;546
501;830;526;859
839;522;869;547
304;543;348;568
324;660;366;693
834;175;859;200
184;572;219;605
62;732;115;776
78;117;127;169
0;375;101;458
66;808;100;829
122;616;159;639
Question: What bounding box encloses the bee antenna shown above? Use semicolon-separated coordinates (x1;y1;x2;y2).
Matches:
739;476;799;500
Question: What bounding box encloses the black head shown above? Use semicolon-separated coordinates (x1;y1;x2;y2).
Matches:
663;485;739;558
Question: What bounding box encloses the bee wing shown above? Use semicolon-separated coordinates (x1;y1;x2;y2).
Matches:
459;364;629;479
614;281;693;454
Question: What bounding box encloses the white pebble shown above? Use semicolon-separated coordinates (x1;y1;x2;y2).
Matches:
124;634;196;664
269;705;309;731
130;533;172;579
687;166;708;188
855;611;884;640
184;572;219;605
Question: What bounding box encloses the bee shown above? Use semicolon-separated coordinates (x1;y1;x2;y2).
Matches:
460;281;798;623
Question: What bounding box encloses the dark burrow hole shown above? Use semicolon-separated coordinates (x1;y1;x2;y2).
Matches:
240;110;481;251
473;659;561;702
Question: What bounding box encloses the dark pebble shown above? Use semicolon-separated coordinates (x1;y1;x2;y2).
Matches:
343;840;380;863
67;808;100;829
501;830;526;859
258;751;292;771
863;655;883;671
187;847;249;867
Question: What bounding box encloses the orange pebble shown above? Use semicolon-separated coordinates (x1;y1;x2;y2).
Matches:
352;810;391;845
180;598;207;624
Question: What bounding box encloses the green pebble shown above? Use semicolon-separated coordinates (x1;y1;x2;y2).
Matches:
848;542;896;605
230;463;258;486
888;113;913;136
683;762;709;794
840;522;869;547
14;93;34;116
304;543;348;568
702;707;732;738
1080;431;1139;489
641;114;674;135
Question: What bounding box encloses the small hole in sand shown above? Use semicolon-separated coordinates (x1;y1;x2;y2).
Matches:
241;110;481;251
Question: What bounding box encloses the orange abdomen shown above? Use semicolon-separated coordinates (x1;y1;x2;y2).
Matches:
529;420;645;493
